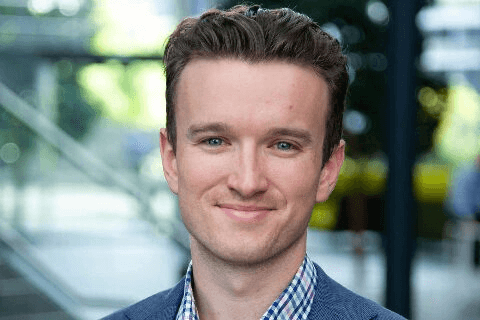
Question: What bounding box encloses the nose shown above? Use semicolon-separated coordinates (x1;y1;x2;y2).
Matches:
227;144;268;198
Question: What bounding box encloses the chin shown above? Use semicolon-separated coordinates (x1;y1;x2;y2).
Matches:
197;236;294;267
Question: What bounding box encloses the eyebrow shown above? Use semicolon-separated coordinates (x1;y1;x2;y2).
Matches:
266;128;313;145
186;122;231;140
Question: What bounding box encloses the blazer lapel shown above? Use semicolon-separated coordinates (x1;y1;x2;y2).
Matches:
308;263;378;320
124;278;185;320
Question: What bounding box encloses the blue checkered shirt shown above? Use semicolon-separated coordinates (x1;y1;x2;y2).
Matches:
175;255;317;320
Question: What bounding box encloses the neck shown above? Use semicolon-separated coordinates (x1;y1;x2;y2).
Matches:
190;232;307;320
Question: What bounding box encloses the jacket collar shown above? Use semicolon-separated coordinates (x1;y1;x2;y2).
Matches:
124;278;184;320
123;262;379;320
309;263;378;320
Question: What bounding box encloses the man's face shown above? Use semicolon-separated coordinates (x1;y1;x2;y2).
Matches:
160;59;344;265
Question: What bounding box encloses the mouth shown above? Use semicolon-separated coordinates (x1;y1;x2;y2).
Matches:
216;204;274;223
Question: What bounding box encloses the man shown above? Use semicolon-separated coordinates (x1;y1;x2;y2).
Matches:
104;5;404;320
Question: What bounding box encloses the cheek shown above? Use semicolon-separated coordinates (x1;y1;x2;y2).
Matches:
176;149;229;193
270;158;321;199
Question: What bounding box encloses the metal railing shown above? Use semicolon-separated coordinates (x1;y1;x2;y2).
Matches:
0;80;189;251
0;80;190;317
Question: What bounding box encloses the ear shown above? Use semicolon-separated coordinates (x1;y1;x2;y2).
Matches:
316;139;345;203
160;128;179;194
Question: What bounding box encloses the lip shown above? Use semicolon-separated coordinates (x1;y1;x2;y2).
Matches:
217;204;273;223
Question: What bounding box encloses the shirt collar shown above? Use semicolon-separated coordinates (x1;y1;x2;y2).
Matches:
175;260;198;320
176;255;317;320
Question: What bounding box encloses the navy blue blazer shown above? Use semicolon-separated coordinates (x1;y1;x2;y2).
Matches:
103;262;405;320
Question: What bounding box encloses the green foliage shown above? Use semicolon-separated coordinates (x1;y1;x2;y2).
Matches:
77;60;166;129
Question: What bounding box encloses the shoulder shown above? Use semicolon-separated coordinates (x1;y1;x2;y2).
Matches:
309;263;406;320
101;278;185;320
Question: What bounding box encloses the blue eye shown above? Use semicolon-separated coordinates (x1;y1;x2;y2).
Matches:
276;141;293;150
206;138;223;146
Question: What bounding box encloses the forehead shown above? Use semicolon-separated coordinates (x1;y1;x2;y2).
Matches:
175;58;330;136
178;57;326;86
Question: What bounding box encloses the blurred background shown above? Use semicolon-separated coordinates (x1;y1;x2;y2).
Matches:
0;0;479;319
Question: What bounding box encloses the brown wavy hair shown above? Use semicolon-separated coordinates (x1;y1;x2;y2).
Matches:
163;5;348;166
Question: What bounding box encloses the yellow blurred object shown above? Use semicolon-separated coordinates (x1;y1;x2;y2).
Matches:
335;156;388;196
418;86;446;118
434;85;480;163
360;158;387;195
413;162;450;203
335;156;359;195
310;157;452;230
418;86;438;108
309;200;338;230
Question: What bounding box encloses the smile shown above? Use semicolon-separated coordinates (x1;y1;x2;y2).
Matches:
217;204;273;223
